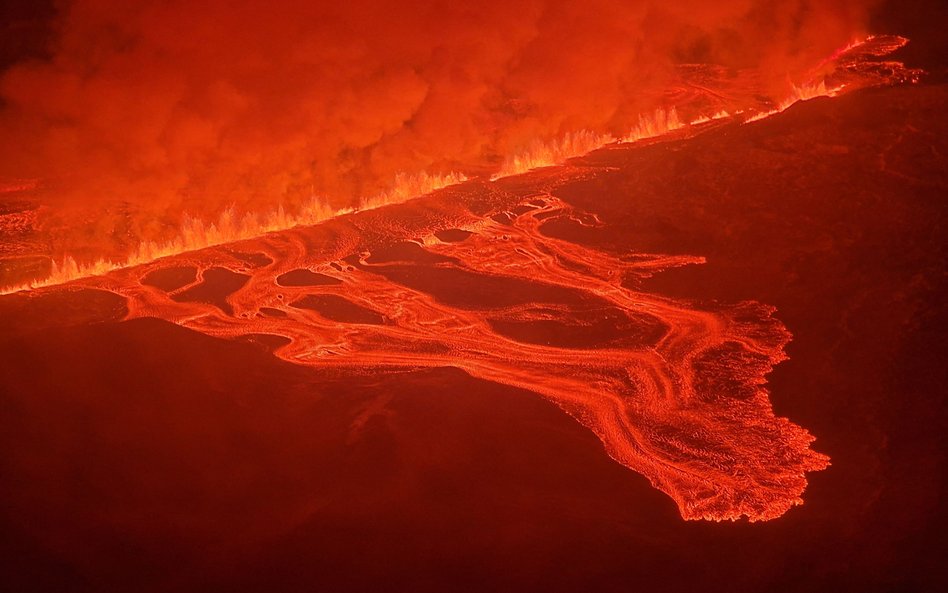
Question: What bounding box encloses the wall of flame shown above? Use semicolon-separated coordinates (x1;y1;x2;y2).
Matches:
0;0;877;262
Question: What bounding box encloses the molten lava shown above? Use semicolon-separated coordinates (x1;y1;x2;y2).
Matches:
0;33;925;522
37;164;827;522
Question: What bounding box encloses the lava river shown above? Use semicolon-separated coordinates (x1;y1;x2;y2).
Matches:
46;163;831;522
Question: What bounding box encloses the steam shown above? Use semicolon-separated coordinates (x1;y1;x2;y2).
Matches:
0;0;876;255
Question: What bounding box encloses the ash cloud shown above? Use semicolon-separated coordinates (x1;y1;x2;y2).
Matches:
0;0;876;251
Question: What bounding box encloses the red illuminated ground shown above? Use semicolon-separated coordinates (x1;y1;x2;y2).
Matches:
1;79;945;592
45;168;830;523
0;36;920;525
1;5;946;589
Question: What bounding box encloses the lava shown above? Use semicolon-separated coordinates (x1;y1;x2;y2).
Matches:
0;35;917;295
0;32;924;522
0;171;466;293
44;165;828;522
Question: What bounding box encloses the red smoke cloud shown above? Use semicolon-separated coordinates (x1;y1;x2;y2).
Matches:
0;0;877;258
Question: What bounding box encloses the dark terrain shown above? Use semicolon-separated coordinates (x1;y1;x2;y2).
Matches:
1;82;945;593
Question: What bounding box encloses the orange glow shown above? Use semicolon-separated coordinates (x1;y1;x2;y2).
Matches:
493;108;684;178
1;171;465;293
1;3;945;590
0;0;899;284
0;10;923;518
52;185;829;522
1;34;918;295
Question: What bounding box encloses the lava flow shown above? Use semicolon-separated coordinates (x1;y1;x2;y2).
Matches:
1;33;926;522
52;164;827;522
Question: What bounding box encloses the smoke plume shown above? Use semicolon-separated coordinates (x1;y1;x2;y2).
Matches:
0;0;877;257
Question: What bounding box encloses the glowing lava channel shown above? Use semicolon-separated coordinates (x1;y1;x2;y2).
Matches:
60;178;829;522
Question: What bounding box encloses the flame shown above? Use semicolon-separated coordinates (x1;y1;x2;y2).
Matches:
359;171;468;210
778;80;842;110
0;35;916;295
743;80;845;123
1;171;465;294
689;110;735;125
622;107;683;142
492;107;684;179
0;87;859;296
740;34;913;124
493;129;616;179
5;106;694;295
